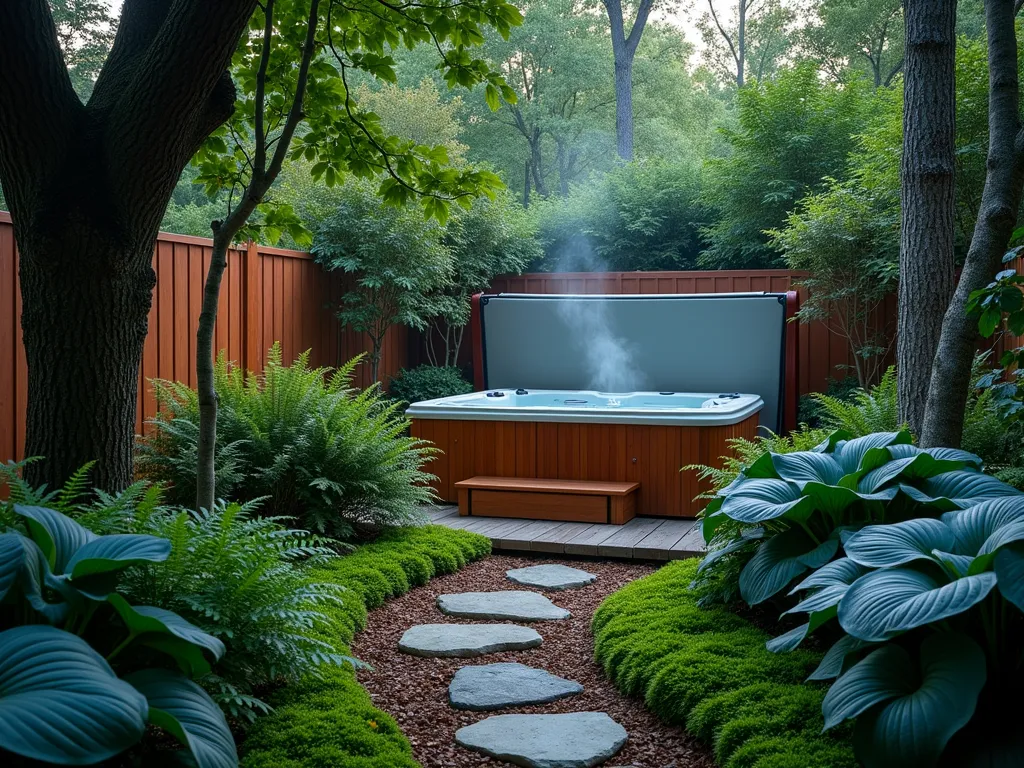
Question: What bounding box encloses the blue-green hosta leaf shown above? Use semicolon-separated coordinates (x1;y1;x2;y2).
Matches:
788;584;849;615
743;452;780;479
14;504;95;572
931;550;975;577
0;625;148;763
912;471;1021;507
109;595;225;661
808;635;871;681
65;534;171;579
943;496;1024;555
125;669;237;768
844;519;955;568
829;634;986;768
770;452;845;486
719;479;811;523
813;429;853;454
918;446;984;469
14;536;71;625
839;568;997;642
766;623;809;653
832;431;912;476
803;483;897;516
994;545;1024;611
739;527;837;605
0;533;26;601
791;557;868;593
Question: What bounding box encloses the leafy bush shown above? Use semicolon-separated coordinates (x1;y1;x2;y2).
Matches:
0;504;235;767
389;364;473;405
810;366;900;436
592;559;856;767
240;525;490;767
138;345;436;539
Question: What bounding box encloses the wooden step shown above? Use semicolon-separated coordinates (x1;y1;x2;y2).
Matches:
455;476;639;525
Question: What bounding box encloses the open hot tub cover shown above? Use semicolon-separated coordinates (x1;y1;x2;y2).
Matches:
471;292;797;433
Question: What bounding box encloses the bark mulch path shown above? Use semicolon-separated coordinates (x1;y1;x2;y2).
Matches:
349;553;716;768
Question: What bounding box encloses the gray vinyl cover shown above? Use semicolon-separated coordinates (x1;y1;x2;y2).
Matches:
479;293;787;432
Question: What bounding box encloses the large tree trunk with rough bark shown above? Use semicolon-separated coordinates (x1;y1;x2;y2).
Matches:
896;0;957;438
921;0;1024;448
19;229;154;489
0;0;256;490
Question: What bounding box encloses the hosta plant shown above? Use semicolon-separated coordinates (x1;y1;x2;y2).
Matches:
0;504;236;767
698;430;1016;615
784;498;1024;767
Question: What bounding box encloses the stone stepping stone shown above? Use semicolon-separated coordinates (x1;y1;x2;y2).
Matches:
506;564;597;591
456;712;628;768
449;663;583;711
437;591;571;621
398;624;542;658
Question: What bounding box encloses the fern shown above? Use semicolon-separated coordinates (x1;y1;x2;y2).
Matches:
137;343;435;539
811;366;900;436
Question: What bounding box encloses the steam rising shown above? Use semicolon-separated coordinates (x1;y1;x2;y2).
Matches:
555;237;646;393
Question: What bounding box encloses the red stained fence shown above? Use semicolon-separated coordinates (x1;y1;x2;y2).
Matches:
0;211;408;462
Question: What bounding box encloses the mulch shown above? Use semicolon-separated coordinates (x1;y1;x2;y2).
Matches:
349;553;716;768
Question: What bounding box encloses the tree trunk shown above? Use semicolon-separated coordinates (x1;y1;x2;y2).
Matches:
195;232;229;512
19;228;154;491
896;0;957;438
737;1;746;88
613;57;634;160
921;0;1024;448
523;158;531;208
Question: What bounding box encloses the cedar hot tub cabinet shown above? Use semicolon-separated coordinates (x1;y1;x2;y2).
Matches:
409;391;762;519
409;291;798;520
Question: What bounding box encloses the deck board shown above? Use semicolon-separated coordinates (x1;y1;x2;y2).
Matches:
423;505;705;561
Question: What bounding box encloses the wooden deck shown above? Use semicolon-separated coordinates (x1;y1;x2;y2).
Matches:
425;505;706;561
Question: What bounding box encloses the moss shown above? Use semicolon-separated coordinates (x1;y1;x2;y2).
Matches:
241;525;490;767
592;557;855;768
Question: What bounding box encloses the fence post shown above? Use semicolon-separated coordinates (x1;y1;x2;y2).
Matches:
244;241;262;372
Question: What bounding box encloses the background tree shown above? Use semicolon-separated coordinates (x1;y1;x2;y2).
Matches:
425;191;540;367
313;179;454;383
0;0;261;490
599;0;657;160
697;0;795;87
922;0;1024;447
896;0;956;438
187;0;517;512
800;0;903;87
699;63;875;268
49;0;118;100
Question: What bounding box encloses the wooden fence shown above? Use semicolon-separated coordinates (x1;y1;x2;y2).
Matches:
0;211;408;462
487;271;898;400
1;209;909;463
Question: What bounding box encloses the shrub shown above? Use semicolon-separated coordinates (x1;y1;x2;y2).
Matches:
137;345;436;539
0;504;235;767
389;364;473;405
240;525;489;767
592;559;854;766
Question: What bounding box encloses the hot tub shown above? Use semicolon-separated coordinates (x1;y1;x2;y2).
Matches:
407;389;763;427
409;389;763;518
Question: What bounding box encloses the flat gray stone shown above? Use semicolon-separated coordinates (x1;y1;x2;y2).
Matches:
438;591;571;621
449;663;583;710
506;564;597;591
398;624;542;658
456;712;628;768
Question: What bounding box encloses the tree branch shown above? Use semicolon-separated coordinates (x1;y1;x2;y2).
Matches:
101;0;259;222
0;0;81;218
625;0;656;57
707;0;740;68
